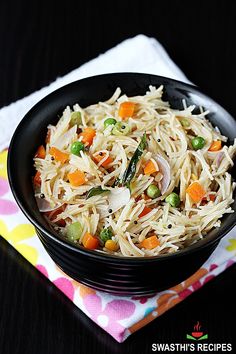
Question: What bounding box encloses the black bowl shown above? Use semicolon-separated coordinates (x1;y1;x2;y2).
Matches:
8;73;236;295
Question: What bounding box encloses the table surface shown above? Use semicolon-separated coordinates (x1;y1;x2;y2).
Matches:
0;1;236;353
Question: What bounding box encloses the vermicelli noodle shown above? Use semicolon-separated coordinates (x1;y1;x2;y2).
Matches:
33;86;236;257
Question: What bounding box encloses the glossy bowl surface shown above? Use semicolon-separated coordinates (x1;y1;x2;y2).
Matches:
8;73;236;295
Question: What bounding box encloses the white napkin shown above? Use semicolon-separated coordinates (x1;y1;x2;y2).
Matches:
0;34;189;151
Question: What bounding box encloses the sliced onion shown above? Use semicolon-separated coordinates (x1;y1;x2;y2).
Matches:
216;151;224;167
52;125;77;150
214;126;221;134
36;197;60;212
207;150;224;167
207;151;218;159
99;187;130;218
108;187;130;212
154;155;171;194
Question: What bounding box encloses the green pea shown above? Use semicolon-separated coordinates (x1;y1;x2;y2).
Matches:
112;122;130;136
180;118;190;127
100;227;113;244
165;192;180;207
104;118;117;128
70;141;85;156
67;222;82;241
70;111;82;126
147;184;161;199
191;136;205;150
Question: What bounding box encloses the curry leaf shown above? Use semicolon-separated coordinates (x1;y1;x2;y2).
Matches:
86;186;109;199
122;133;147;186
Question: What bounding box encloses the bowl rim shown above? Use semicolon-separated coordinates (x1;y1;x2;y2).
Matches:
7;72;236;263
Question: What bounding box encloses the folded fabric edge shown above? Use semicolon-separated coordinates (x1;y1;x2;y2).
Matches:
121;256;236;342
0;34;189;151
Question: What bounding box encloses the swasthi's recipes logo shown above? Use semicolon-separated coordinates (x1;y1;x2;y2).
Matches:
152;322;232;352
186;321;208;340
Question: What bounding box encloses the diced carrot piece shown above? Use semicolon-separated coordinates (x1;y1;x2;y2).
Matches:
33;171;41;186
79;127;96;146
105;239;119;251
82;232;99;249
35;145;46;159
143;160;157;175
138;206;152;218
45;129;51;144
208;140;222;152
118;102;135;119
49;147;69;163
209;194;216;201
202;194;216;202
140;235;160;250
93;152;113;167
44;204;66;227
101;156;113;167
68;170;86;187
186;182;206;203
